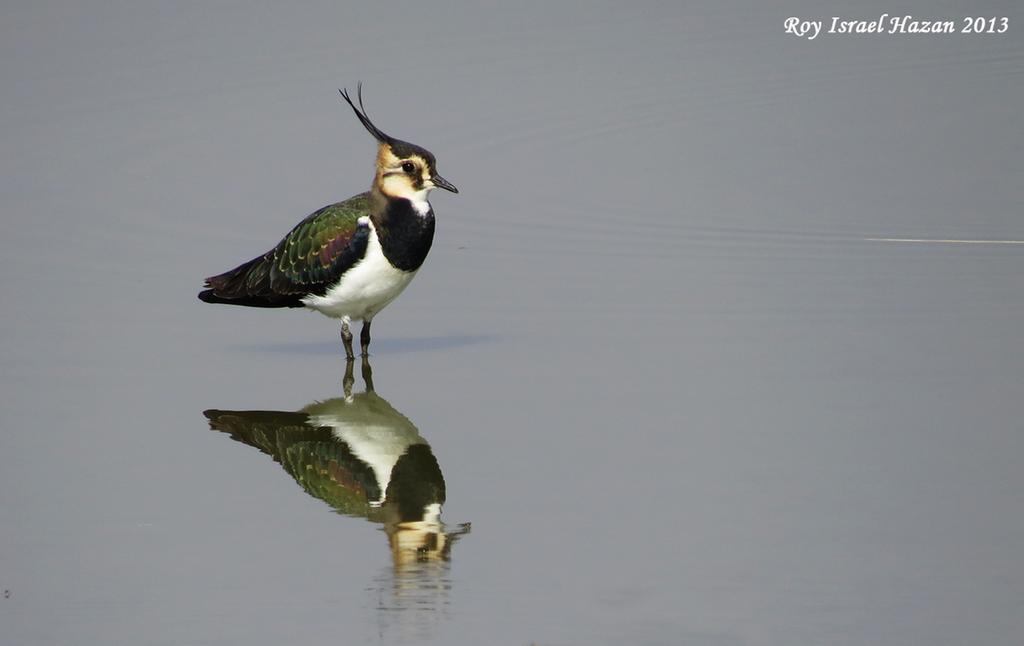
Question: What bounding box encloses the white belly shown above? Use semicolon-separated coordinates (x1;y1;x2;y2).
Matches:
301;224;416;321
303;395;426;507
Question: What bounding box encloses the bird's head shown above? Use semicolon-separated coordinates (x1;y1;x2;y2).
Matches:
339;84;458;204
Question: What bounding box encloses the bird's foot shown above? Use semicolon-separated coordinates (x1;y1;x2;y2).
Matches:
341;320;355;360
342;358;355;398
360;357;375;393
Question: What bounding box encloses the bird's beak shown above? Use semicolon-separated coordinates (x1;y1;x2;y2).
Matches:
431;174;458;194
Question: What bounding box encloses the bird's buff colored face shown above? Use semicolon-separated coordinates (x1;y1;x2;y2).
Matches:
377;148;433;202
339;85;457;202
375;145;457;203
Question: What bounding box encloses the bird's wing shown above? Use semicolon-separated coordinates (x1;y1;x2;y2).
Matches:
265;192;374;294
201;192;373;305
204;408;383;516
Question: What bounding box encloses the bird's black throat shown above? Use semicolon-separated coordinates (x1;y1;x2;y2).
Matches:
372;197;435;271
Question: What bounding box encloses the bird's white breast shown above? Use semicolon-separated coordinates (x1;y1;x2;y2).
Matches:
301;220;416;321
304;397;426;507
328;423;425;506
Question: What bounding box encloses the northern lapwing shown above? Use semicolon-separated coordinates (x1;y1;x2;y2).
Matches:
198;84;458;359
205;359;470;565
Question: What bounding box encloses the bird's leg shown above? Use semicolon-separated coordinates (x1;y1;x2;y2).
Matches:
340;318;355;360
359;319;372;358
361;355;375;393
342;356;355;398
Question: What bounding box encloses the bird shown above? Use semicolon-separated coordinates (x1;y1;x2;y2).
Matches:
198;84;458;359
204;358;470;566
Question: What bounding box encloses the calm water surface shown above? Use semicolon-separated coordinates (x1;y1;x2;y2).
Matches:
2;1;1023;644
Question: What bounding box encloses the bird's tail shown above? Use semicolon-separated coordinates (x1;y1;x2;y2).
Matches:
198;255;304;308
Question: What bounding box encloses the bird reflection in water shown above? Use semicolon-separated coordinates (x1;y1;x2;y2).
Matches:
204;357;469;576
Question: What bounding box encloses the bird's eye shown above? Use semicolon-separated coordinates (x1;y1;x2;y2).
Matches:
401;162;416;174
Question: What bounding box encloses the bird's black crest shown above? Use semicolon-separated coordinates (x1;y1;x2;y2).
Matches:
339;83;393;145
338;83;431;161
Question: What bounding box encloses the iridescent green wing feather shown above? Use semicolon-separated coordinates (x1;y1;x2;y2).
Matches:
200;192;372;307
266;192;372;294
204;408;382;518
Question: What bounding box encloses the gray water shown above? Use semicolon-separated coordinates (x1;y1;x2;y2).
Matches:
2;1;1023;644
